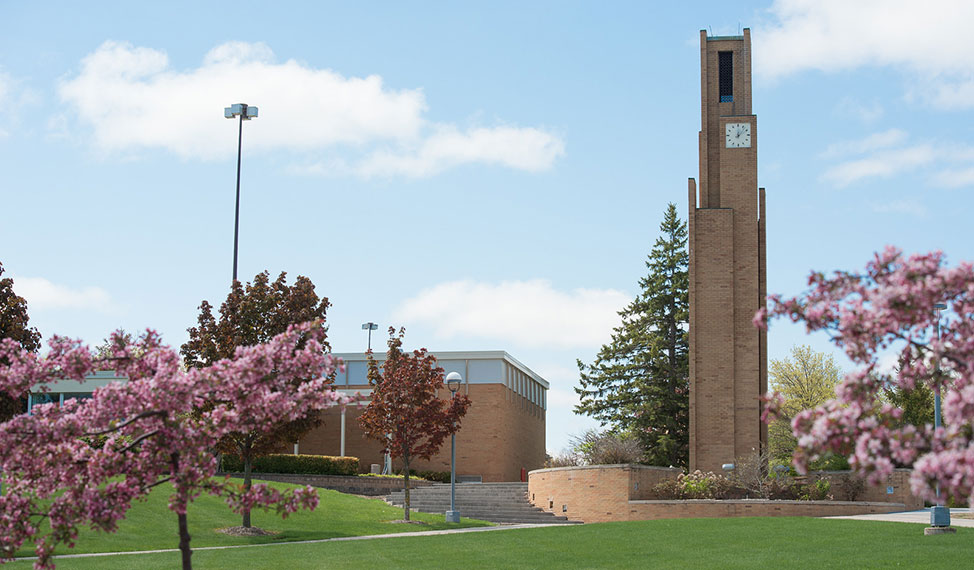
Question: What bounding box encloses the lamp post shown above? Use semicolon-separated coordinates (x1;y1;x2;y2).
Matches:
224;103;258;283
361;322;386;469
445;371;462;523
362;322;379;351
929;302;952;531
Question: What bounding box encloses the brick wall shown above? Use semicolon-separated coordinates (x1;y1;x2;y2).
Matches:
624;500;907;523
298;382;545;482
529;465;912;524
813;469;922;509
528;464;681;521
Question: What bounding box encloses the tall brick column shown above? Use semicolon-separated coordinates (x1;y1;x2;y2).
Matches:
688;28;768;472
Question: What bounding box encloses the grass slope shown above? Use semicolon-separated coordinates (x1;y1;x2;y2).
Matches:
13;479;490;558
18;517;973;569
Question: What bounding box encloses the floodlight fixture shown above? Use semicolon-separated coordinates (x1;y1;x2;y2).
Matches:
362;322;379;351
224;103;258;120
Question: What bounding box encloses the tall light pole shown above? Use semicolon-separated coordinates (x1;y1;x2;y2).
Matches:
362;322;379;351
445;372;462;523
224;103;258;283
361;322;387;471
928;302;953;532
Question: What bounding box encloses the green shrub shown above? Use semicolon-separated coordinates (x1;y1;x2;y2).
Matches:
809;453;850;471
391;468;452;483
653;470;732;499
221;453;359;476
798;478;832;501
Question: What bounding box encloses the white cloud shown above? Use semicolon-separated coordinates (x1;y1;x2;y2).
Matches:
546;387;581;410
393;279;629;350
355;125;565;178
869;199;929;218
823;144;934;186
57;41;564;176
821;129;974;188
14;277;114;312
0;69;38;139
835;97;884;124
821;128;907;158
932;167;974;188
756;0;974;108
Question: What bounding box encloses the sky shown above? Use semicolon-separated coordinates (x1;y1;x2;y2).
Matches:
4;0;974;456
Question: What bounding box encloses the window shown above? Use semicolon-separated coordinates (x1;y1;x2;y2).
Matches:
719;51;733;102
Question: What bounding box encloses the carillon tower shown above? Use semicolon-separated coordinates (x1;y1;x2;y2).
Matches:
688;28;768;471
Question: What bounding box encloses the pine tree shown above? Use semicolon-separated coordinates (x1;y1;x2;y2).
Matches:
575;203;689;467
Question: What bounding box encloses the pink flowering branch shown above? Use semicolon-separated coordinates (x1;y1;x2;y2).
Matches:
0;321;359;570
760;246;974;503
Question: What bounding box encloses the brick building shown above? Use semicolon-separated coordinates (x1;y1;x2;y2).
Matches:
296;350;548;482
688;28;768;471
28;351;548;483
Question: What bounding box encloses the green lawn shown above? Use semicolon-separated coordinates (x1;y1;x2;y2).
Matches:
11;478;490;558
12;516;973;569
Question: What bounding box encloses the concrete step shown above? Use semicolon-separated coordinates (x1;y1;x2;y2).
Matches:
384;482;581;525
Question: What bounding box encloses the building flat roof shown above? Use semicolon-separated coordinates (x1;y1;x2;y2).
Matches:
331;350;549;389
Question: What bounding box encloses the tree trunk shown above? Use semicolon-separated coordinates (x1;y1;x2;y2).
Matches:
242;438;253;528
402;454;410;522
177;511;193;570
170;452;193;570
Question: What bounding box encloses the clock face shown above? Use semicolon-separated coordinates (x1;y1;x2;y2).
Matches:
725;122;751;148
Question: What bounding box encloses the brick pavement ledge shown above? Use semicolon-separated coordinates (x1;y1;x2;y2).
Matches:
222;472;433;496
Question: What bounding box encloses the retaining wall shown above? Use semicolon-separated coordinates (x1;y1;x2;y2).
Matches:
225;472;432;496
528;464;916;523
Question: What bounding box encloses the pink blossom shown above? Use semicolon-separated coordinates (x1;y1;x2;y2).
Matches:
760;246;974;503
0;321;361;569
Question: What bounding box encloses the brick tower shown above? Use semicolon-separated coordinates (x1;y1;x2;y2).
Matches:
687;28;767;472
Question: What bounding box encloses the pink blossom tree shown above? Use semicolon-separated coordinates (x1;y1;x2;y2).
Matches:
756;246;974;504
0;321;352;570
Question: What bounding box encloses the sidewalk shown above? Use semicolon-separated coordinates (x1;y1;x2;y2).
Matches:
19;523;575;563
826;508;974;527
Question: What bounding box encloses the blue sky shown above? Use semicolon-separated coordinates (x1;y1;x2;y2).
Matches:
3;1;974;455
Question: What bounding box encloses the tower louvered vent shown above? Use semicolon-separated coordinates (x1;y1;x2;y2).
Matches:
719;51;733;102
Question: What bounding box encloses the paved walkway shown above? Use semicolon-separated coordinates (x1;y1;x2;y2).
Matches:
826;508;974;527
18;523;574;563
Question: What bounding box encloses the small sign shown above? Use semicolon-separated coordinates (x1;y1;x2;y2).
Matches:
887;486;895;495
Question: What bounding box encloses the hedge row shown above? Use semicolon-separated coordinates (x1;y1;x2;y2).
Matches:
222;454;359;476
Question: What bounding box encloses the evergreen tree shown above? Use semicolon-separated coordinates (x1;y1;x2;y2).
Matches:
575;203;689;467
883;376;935;430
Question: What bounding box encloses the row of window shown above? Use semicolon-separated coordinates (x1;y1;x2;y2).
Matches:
27;392;93;413
506;364;546;410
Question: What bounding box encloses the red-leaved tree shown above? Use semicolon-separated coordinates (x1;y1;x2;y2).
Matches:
181;270;332;529
756;246;974;504
359;328;470;521
0;321;352;570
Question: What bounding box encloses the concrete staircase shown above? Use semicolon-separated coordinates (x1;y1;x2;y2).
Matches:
384;482;581;525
